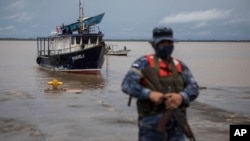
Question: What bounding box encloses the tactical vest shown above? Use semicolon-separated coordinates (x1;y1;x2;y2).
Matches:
137;54;184;117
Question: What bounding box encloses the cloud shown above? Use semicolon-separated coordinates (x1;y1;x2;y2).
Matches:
159;9;231;27
4;12;32;22
3;0;32;22
122;27;133;32
227;16;250;24
6;0;28;10
0;26;15;31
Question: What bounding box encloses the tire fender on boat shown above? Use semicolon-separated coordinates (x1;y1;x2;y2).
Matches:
36;57;41;64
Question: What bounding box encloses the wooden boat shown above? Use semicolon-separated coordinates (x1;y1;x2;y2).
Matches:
36;0;106;74
106;45;131;56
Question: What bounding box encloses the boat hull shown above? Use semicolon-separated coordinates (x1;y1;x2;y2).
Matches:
37;44;106;74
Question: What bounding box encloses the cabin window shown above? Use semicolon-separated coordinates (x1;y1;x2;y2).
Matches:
90;37;96;43
82;37;88;44
76;37;81;44
71;37;74;45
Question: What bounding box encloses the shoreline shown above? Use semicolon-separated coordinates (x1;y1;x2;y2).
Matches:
1;38;250;42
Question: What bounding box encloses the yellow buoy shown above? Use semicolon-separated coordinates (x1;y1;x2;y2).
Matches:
48;79;63;90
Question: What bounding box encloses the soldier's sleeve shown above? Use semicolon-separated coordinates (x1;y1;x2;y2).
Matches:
179;61;199;106
121;56;151;100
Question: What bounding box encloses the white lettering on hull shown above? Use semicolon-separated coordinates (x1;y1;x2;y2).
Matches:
72;54;85;61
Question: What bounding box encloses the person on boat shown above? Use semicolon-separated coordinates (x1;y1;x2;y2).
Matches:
124;46;127;50
121;26;199;141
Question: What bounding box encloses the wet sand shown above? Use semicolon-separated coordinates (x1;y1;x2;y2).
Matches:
0;90;250;141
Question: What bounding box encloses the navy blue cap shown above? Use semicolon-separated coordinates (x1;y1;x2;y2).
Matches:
150;26;175;45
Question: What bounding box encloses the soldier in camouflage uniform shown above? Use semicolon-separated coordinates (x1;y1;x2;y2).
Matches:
121;26;199;141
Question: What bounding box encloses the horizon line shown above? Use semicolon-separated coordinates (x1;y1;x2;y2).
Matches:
0;37;250;42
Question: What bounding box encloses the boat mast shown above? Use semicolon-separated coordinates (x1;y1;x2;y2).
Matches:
79;0;85;20
79;0;81;20
82;0;84;20
79;0;85;32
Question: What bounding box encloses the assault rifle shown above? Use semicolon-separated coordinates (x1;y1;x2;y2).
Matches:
141;66;196;141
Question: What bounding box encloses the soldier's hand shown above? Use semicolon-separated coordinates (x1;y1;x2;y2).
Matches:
164;93;183;110
149;91;164;105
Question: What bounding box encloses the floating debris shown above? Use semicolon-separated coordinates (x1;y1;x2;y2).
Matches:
48;79;63;90
66;89;83;94
45;79;83;94
199;86;207;90
45;79;66;93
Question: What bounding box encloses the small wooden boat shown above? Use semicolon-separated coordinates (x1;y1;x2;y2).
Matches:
106;45;131;56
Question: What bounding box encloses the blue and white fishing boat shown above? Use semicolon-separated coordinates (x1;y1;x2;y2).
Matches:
36;0;106;74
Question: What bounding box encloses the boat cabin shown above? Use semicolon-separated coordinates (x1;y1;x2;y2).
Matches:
37;32;103;57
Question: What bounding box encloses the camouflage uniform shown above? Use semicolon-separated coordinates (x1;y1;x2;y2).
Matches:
121;55;199;141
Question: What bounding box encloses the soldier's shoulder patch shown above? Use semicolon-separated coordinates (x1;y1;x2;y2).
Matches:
132;63;139;68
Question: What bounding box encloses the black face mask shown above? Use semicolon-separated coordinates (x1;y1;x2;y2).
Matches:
155;45;174;60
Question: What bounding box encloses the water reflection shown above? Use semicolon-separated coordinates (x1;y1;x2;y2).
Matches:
35;68;106;90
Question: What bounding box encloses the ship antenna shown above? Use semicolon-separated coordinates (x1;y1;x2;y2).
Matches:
79;0;82;21
79;0;85;32
82;0;85;20
79;0;80;20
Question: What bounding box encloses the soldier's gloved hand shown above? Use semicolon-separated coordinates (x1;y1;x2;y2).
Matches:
164;93;183;110
149;91;164;105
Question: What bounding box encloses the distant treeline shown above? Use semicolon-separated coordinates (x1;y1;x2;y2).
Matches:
0;38;249;42
105;38;250;42
0;38;36;41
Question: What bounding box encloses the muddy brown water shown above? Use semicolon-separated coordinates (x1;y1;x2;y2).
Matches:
0;41;250;141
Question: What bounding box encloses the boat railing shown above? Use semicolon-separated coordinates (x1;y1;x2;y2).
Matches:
37;37;74;56
37;37;102;56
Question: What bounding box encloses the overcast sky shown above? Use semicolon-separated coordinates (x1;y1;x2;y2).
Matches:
0;0;250;40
